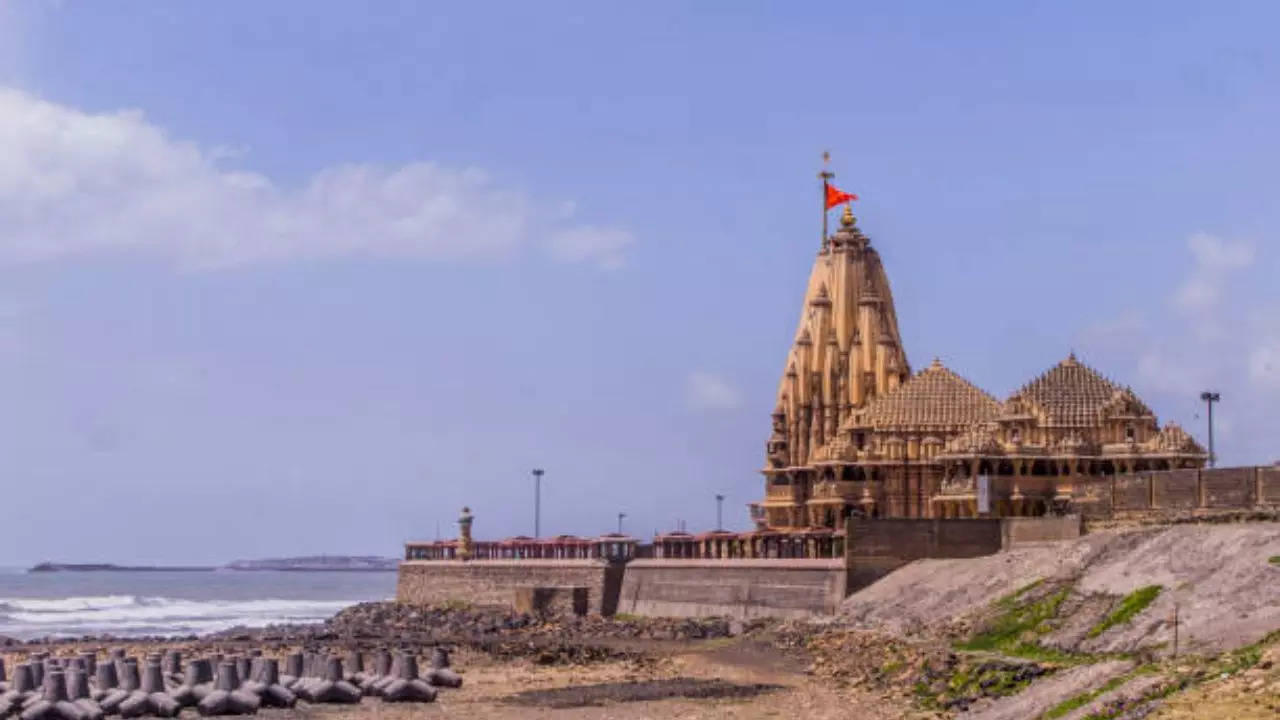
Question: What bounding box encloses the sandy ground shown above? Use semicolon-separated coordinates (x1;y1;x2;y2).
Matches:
4;640;924;720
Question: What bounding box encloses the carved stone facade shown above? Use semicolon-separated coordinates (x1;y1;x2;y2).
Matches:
756;209;1207;530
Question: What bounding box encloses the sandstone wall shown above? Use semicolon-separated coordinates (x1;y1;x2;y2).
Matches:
616;559;847;619
1000;515;1083;546
396;560;624;615
1072;466;1280;523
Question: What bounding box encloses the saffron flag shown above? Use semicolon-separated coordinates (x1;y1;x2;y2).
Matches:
825;182;858;210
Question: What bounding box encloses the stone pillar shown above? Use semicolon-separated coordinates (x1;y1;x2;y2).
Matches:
457;506;474;561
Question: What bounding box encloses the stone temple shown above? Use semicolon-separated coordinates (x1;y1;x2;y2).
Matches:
754;206;1208;531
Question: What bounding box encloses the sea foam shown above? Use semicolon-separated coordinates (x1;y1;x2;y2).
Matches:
0;594;355;639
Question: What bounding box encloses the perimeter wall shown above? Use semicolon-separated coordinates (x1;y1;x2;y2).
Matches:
614;559;847;619
396;560;625;615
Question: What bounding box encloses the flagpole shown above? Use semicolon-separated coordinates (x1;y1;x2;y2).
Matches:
819;151;834;252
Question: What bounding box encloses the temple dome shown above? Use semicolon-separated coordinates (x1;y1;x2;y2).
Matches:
1005;353;1152;428
846;358;1000;431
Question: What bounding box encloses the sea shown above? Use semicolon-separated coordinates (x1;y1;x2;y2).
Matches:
0;568;396;641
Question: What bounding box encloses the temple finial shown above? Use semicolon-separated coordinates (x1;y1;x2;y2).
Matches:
841;204;855;228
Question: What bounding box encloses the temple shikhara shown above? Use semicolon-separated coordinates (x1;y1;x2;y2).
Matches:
754;204;1208;531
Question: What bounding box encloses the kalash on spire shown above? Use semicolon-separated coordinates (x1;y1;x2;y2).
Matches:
751;154;1206;532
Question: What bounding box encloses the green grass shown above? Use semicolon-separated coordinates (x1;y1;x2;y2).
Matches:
1039;665;1157;719
1087;585;1162;639
956;585;1069;655
1269;555;1280;566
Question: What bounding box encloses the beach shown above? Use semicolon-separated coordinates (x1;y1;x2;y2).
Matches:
0;602;913;720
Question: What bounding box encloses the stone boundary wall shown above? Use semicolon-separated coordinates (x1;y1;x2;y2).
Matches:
1071;466;1280;522
396;560;624;615
616;559;847;619
999;515;1083;547
846;518;1006;591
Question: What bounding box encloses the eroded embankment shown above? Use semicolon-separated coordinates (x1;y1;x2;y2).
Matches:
825;523;1280;718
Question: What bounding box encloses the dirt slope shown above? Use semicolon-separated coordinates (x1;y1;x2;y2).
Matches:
841;523;1280;655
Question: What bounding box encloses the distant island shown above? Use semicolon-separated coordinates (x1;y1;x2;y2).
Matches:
223;555;397;572
28;555;398;573
28;562;216;572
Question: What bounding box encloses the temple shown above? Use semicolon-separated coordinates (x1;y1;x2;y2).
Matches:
755;206;1208;530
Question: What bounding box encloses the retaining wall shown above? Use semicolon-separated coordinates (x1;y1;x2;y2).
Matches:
1072;466;1280;520
615;559;847;619
846;518;1005;591
396;560;624;615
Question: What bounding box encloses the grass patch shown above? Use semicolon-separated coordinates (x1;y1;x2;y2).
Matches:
1040;665;1157;719
1087;585;1162;639
1269;555;1280;566
957;585;1069;655
611;613;643;623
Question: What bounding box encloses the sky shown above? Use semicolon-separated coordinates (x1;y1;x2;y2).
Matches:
0;2;1277;565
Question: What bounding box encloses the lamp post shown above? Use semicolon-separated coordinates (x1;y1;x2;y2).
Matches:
1199;392;1220;467
715;494;725;530
531;468;545;537
617;512;626;535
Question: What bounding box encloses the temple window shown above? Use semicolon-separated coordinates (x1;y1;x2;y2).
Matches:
1010;427;1021;443
855;432;866;449
1125;424;1135;441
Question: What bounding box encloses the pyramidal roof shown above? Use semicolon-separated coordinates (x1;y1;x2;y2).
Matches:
1007;353;1152;427
850;358;1000;429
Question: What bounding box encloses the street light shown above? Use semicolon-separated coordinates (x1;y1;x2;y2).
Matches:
1199;392;1220;468
715;494;725;530
532;468;545;537
617;512;626;535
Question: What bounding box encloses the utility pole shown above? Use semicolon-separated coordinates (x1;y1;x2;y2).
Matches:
617;512;626;535
1199;392;1220;467
715;494;725;530
531;468;545;537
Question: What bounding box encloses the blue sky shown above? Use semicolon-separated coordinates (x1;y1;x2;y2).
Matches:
0;2;1276;564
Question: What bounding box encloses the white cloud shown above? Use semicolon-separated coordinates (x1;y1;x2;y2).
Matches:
0;87;630;269
1172;232;1254;311
685;371;744;411
547;226;634;270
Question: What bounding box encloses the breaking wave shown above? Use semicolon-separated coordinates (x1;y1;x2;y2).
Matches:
0;595;354;639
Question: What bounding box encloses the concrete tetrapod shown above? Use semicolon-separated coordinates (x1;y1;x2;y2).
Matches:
342;652;365;687
425;648;462;689
368;653;402;697
296;659;360;704
238;660;293;709
278;654;303;693
380;655;437;704
358;651;391;696
1;664;37;717
160;653;181;687
169;658;213;709
61;670;104;720
117;662;179;718
18;670;97;720
89;662;125;712
195;664;258;717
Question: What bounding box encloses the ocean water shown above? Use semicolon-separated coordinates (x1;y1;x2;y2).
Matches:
0;568;396;640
